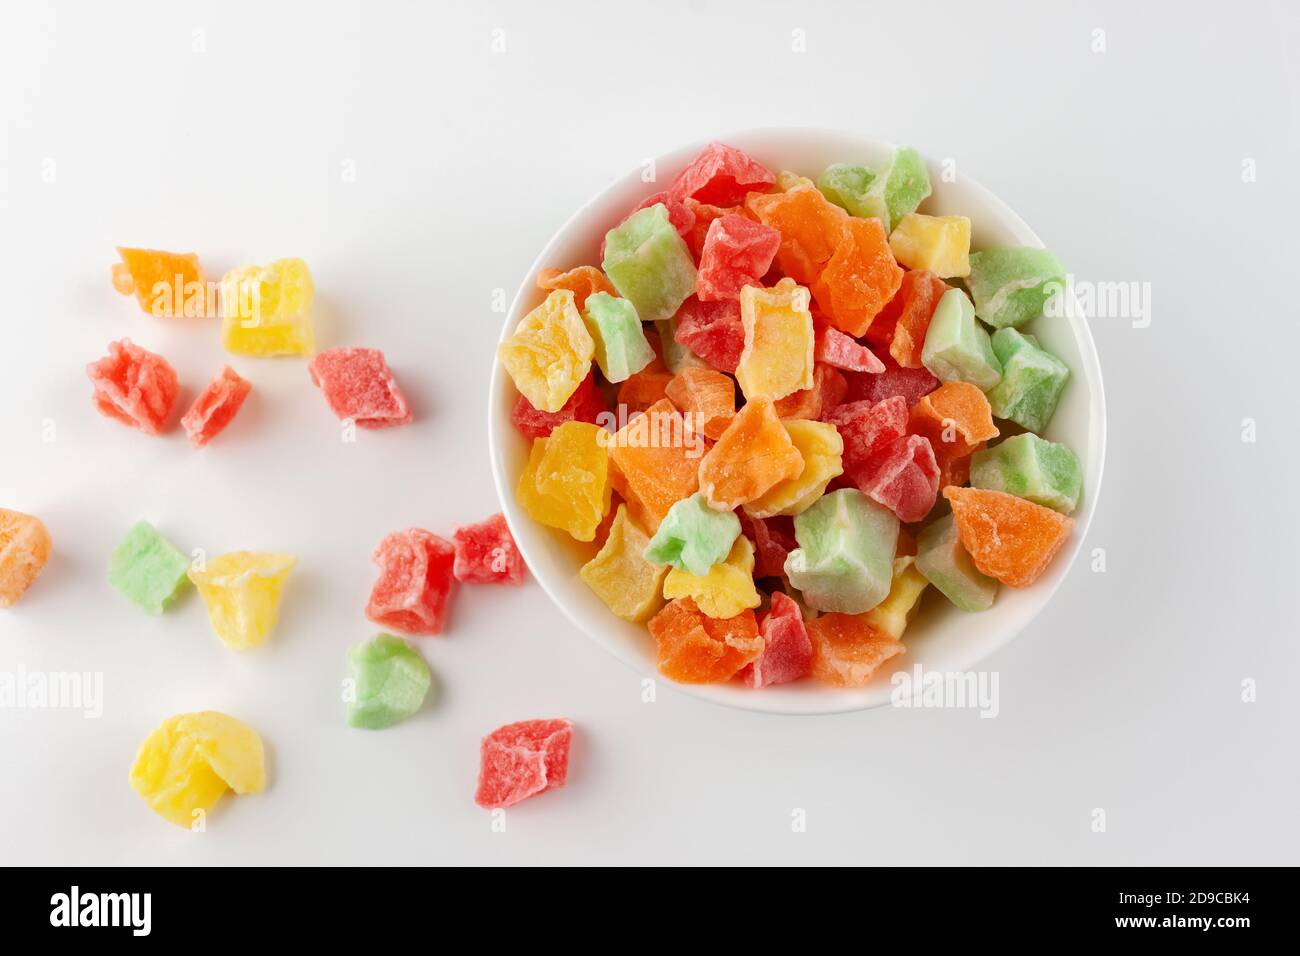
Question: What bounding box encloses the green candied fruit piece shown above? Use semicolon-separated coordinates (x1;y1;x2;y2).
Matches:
784;488;898;614
108;520;191;613
921;288;1002;391
816;163;878;218
602;203;697;324
643;492;740;576
854;146;933;232
914;513;997;612
582;292;655;383
965;247;1066;329
985;328;1070;433
654;316;709;373
970;433;1082;514
346;634;433;730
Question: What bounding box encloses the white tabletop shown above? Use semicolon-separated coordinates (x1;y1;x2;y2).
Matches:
1;0;1297;865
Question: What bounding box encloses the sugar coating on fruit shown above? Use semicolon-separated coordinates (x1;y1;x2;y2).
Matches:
944;486;1075;588
581;505;669;623
113;247;206;317
309;347;412;428
672;296;745;374
864;557;930;639
643;492;741;576
517;421;611;542
475;718;574;809
665;367;735;440
0;509;51;609
696;214;781;302
86;338;180;435
663;535;761;619
182;365;252;447
743;419;844;519
816;163;877;219
603;203;698;324
889;214;971;278
784;488;899;614
970;433;1082;514
806;612;906;687
698;399;804;510
811;216;904;337
915;512;997;612
743;591;813;688
189;552;296;649
966;247;1066;329
921;288;1001;392
649;598;763;683
108;520;190;613
606;399;700;532
582;292;655;383
536;265;616;312
668;141;776;207
346;634;433;729
221;258;315;356
129;711;265;828
366;528;456;635
452;513;526;584
499;289;595;414
736;278;816;402
985;328;1070;433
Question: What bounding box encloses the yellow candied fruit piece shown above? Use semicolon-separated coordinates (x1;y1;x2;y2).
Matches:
743;419;844;518
114;247;207;317
188;552;296;650
888;214;971;279
864;557;930;639
776;170;816;192
736;277;815;402
220;258;315;356
579;505;668;622
128;711;265;829
662;535;760;619
516;421;610;542
498;289;595;413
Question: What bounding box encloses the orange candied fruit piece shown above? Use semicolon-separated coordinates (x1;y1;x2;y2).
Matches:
909;381;999;466
618;368;673;414
697;398;803;510
810;217;904;338
536;265;617;312
113;247;206;317
806;612;905;687
864;268;948;355
944;486;1075;587
648;597;763;683
744;186;847;285
774;362;847;420
607;398;702;532
665;367;735;440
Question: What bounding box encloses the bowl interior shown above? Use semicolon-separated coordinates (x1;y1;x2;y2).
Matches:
489;128;1106;715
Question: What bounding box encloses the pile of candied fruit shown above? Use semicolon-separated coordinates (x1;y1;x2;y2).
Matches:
500;141;1081;689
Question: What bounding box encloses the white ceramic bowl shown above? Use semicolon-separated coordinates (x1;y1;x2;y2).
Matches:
489;128;1106;715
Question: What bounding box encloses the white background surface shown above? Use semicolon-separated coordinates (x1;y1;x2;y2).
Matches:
1;0;1297;866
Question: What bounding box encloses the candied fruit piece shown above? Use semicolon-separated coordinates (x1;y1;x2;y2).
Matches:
309;347;412;428
603;204;697;324
648;598;763;684
108;520;189;614
742;591;812;688
365;529;456;635
0;509;52;609
190;552;296;649
644;492;740;576
511;372;609;440
696;214;781;302
811;216;904;338
784;488;898;614
499;289;595;414
736;278;816;402
665;366;735;440
668;142;776;207
452;513;526;584
86;338;180;435
607;399;702;532
113;247;206;317
220;258;315;356
181;365;252;447
346;634;433;729
746;185;848;285
889;214;971;279
806;612;905;687
536;265;616;312
475;718;574;809
698;399;804;510
580;505;668;622
744;419;844;518
662;535;761;619
517;421;611;542
944;487;1075;587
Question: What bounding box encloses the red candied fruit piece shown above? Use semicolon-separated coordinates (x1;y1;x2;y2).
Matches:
365;528;456;635
854;434;940;523
824;397;908;481
668;142;777;207
474;718;573;809
511;372;609;440
452;513;526;584
683;198;742;260
864;269;948;357
739;513;797;579
181;365;252;448
815;324;885;373
741;592;812;688
85;338;180;435
309;347;413;428
841;350;939;407
673;296;745;374
696;214;781;302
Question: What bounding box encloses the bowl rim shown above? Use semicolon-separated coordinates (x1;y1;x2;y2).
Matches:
488;126;1107;716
